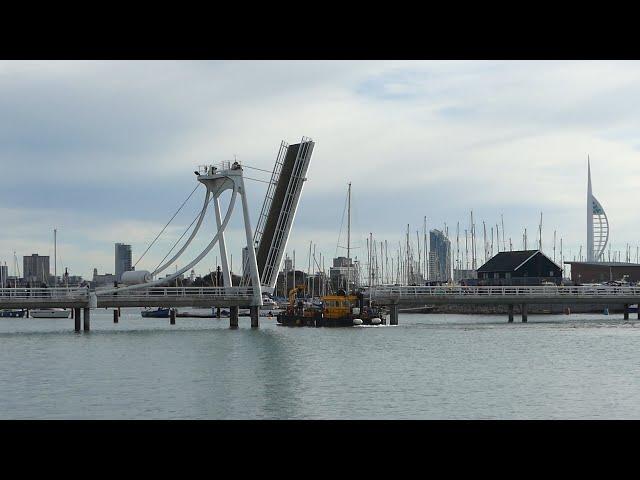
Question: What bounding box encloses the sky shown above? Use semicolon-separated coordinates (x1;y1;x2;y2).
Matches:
1;60;639;280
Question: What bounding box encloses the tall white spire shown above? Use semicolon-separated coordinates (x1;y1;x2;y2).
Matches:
587;156;594;261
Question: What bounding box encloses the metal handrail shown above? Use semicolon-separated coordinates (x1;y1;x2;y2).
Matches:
96;286;258;298
0;287;89;299
366;285;640;298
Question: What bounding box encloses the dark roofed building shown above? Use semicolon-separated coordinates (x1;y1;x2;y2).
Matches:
564;261;640;284
477;250;562;286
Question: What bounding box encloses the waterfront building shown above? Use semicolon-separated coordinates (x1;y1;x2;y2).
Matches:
23;254;50;285
429;230;451;282
564;261;640;284
0;264;7;287
477;250;562;286
115;243;133;281
453;268;477;284
329;256;357;292
92;268;117;287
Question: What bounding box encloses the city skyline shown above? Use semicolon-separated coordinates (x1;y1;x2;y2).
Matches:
2;61;640;279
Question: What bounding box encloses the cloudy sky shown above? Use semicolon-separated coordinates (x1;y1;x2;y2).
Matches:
1;60;639;280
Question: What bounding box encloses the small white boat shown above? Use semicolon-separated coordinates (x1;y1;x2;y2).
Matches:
30;308;71;318
352;318;363;326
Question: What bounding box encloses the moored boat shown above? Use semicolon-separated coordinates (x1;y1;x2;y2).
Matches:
30;308;71;318
276;289;387;327
141;307;171;318
0;309;26;318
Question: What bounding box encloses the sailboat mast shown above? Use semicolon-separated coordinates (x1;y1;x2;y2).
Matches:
347;183;351;292
54;228;57;287
347;182;351;261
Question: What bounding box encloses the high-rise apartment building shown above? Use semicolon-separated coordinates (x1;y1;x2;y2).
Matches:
429;230;451;282
115;243;133;281
23;254;50;285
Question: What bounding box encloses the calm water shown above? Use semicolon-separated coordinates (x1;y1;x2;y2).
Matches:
1;308;640;419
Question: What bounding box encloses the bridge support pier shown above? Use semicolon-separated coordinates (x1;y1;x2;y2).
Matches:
521;304;528;323
250;306;259;328
170;308;176;325
508;304;514;323
83;307;90;331
74;308;81;331
230;306;239;328
390;304;399;325
624;304;629;320
113;309;119;323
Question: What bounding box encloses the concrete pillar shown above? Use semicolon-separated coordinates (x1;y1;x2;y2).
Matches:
230;306;239;328
26;309;30;318
521;303;528;323
113;309;119;323
250;306;259;328
390;304;399;325
170;308;176;325
637;308;640;320
624;304;629;320
508;304;514;323
74;308;81;331
216;306;221;318
83;307;90;331
118;307;121;318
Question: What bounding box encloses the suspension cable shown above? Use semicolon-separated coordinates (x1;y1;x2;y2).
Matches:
133;183;201;268
152;178;232;274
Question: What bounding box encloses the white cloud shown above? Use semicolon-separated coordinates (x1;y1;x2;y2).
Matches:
2;60;640;279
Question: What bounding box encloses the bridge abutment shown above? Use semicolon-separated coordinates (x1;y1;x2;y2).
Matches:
521;304;528;323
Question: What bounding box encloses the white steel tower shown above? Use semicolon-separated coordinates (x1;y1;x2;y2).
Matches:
587;157;609;262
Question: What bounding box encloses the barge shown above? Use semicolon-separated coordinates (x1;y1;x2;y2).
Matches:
277;288;387;327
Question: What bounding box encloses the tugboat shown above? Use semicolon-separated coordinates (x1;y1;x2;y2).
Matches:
276;287;386;327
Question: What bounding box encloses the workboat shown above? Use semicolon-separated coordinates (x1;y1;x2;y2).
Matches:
30;308;71;318
0;309;26;318
277;288;387;327
141;307;171;318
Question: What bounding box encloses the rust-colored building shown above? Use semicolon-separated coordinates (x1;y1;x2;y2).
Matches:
564;261;640;284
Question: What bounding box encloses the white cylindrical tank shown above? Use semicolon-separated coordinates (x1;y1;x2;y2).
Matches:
370;317;382;325
352;318;363;326
120;270;153;285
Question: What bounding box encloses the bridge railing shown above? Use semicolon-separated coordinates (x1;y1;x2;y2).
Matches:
367;285;640;298
0;287;89;299
95;286;258;300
